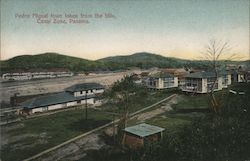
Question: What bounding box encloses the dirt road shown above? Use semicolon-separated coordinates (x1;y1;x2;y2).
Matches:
135;94;183;122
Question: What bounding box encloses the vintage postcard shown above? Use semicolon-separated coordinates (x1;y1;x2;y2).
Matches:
0;0;249;161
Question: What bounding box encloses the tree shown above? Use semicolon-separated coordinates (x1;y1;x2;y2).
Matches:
107;75;138;145
201;39;235;113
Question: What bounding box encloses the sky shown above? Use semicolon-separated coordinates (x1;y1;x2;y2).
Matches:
1;0;249;61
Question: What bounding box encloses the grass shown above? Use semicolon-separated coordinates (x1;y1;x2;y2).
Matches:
128;91;172;113
102;90;172;114
148;116;189;130
79;83;250;161
159;84;250;133
145;93;210;135
2;88;221;161
144;88;236;135
172;87;235;111
125;92;209;134
172;94;209;110
1;108;112;161
1;90;171;161
146;111;205;134
126;93;209;136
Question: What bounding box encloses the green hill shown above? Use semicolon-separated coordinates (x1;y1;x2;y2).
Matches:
0;53;100;72
0;52;247;73
97;52;192;69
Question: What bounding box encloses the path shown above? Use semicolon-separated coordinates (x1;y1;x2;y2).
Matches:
23;94;177;161
134;94;183;122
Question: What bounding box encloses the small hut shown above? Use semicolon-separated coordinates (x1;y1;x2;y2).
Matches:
123;123;164;148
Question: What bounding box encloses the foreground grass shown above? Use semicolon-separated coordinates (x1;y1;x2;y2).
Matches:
1;90;170;161
146;111;206;135
80;94;209;161
147;85;247;134
172;94;209;110
173;88;231;111
146;92;209;134
81;83;250;161
1;108;112;161
103;90;172;114
127;92;208;134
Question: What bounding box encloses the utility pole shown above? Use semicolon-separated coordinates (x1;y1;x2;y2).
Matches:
85;91;88;120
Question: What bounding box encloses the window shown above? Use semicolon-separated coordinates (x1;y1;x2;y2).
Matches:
148;78;156;87
184;78;202;91
163;77;174;87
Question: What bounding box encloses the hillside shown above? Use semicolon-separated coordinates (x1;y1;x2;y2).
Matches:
0;52;247;73
98;52;192;69
0;52;192;72
0;53;101;72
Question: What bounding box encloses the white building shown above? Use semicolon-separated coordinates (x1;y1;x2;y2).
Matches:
21;83;104;114
160;68;189;89
221;71;232;88
2;69;73;81
182;71;229;93
145;72;178;89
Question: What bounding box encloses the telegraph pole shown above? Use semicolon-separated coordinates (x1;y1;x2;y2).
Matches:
85;91;88;120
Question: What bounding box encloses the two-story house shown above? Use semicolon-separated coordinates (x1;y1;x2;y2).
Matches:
21;83;104;114
145;72;178;89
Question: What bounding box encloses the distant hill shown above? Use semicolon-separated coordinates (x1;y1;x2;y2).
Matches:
98;52;192;69
0;52;247;73
0;53;100;72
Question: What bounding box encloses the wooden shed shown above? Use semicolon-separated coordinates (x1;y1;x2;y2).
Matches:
123;123;164;148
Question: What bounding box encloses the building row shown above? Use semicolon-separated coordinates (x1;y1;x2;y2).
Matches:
11;68;248;114
135;68;249;93
2;69;73;81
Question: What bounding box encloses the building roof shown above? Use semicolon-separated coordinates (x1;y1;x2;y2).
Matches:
185;71;225;79
10;92;56;105
161;68;186;74
140;72;149;77
21;92;94;109
124;123;165;137
149;72;175;78
66;83;104;92
219;70;231;75
160;68;189;78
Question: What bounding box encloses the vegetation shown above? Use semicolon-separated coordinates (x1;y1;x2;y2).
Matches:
0;53;100;73
0;108;112;161
1;52;246;74
172;94;209;111
1;77;171;161
104;76;172;145
98;52;189;69
200;39;233;113
84;83;250;161
147;115;191;133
